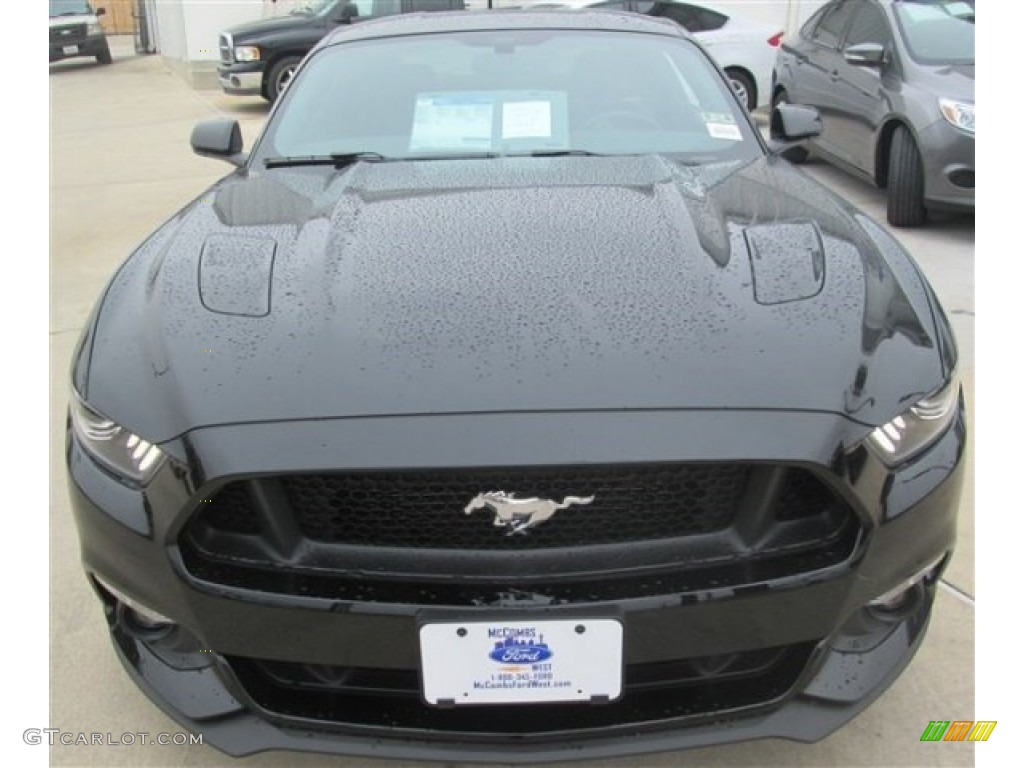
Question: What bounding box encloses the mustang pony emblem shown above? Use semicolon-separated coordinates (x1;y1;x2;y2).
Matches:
464;491;595;535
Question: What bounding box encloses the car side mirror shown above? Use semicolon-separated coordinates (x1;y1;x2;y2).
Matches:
770;103;823;143
191;119;246;167
337;3;359;22
844;42;887;68
95;6;106;16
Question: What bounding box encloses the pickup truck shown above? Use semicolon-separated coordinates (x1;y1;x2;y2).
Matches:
49;0;112;65
218;0;467;101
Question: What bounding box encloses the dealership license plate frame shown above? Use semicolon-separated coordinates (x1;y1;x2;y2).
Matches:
419;618;623;706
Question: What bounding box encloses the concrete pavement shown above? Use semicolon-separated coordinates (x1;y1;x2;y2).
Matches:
50;39;975;767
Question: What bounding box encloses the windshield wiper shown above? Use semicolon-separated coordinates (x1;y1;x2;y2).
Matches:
517;149;604;158
263;152;389;169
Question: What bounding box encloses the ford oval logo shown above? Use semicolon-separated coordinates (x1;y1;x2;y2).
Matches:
489;636;553;664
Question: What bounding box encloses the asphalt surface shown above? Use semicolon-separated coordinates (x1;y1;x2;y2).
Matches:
50;38;975;767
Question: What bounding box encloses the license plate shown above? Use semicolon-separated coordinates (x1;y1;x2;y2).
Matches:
420;619;622;705
63;45;79;55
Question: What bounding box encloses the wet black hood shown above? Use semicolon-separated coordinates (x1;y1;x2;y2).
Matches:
224;13;325;42
81;155;947;444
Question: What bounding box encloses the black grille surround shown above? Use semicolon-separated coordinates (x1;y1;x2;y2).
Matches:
218;33;233;65
178;463;863;606
226;464;749;549
224;641;818;739
51;24;87;45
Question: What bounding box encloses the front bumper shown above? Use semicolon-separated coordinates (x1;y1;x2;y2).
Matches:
104;603;935;761
918;119;975;212
67;407;965;761
217;64;263;96
49;34;108;63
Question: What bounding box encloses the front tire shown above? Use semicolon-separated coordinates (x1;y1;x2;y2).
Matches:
96;42;112;65
266;56;301;102
887;125;927;227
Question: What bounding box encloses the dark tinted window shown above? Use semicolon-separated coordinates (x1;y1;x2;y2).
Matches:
812;0;858;48
667;4;726;32
844;2;892;48
411;0;461;9
800;4;830;39
632;2;727;32
694;7;728;31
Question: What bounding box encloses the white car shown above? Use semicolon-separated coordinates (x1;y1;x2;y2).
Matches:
520;0;782;110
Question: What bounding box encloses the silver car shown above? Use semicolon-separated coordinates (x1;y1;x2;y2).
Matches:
773;0;974;227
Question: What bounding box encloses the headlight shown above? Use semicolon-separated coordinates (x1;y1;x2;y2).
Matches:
938;98;975;134
87;21;103;36
867;376;960;466
69;393;164;484
234;46;261;62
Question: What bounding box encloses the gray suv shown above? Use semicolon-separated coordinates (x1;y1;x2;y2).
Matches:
773;0;974;226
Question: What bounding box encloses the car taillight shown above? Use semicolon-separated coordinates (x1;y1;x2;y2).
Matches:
768;32;783;47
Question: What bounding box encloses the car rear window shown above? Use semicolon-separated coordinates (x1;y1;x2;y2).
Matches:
634;2;728;33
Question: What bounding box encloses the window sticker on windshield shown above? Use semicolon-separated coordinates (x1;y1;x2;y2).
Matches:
410;94;495;152
706;123;742;140
501;101;553;140
701;112;736;126
701;112;741;141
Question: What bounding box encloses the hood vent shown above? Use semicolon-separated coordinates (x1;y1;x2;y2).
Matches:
745;220;824;305
199;235;275;317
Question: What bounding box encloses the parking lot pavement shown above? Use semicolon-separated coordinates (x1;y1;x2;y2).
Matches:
50;49;975;768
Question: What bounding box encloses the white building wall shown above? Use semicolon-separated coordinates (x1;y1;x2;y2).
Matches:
152;0;187;60
153;0;267;86
183;1;266;62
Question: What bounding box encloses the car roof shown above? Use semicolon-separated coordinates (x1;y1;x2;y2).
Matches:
316;9;692;50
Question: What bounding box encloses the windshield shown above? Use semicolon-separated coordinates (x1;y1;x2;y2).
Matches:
49;0;93;17
255;29;761;164
895;1;975;64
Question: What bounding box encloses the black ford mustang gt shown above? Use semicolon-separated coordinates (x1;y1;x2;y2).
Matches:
66;9;965;763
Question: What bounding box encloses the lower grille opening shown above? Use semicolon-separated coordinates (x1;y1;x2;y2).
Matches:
225;642;817;737
948;169;974;189
178;463;862;605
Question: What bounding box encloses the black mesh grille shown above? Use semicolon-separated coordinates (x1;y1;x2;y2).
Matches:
51;24;87;44
181;464;860;604
218;33;233;65
226;642;816;736
203;483;261;534
210;464;750;549
775;469;838;521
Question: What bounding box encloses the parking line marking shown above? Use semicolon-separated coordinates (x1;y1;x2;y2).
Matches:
938;579;974;606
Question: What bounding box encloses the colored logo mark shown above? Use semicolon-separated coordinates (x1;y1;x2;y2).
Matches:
920;721;997;742
488;635;553;664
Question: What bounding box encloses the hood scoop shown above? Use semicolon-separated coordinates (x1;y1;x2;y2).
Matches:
199;234;275;317
745;220;824;305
